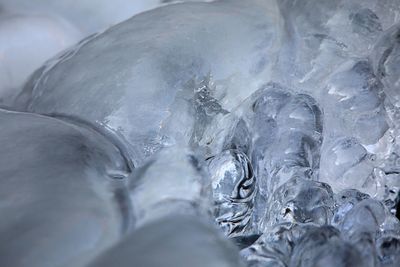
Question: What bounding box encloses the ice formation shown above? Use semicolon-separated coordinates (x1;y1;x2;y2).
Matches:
0;110;132;267
1;0;400;266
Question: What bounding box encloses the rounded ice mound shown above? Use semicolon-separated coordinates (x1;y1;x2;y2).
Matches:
16;0;283;167
208;149;257;237
0;109;132;267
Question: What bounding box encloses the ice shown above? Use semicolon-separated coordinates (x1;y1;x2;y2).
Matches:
87;215;245;267
16;0;283;167
0;109;132;267
371;23;400;108
128;146;211;228
0;0;167;35
320;137;377;194
3;0;400;266
331;189;371;228
376;235;400;267
261;177;334;229
0;13;82;104
242;224;365;267
207;149;256;237
289;226;365;267
241;223;316;267
249;83;323;197
322;60;387;145
0;1;211;106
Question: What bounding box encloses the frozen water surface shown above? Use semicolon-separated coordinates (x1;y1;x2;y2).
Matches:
1;0;400;266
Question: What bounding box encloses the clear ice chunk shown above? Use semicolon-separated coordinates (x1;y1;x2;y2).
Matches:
322;60;388;145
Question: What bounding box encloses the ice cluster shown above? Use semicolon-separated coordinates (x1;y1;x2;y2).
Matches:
1;0;400;266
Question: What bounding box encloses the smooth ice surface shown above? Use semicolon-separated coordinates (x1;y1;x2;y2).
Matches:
128;147;211;228
0;0;167;35
87;215;245;267
0;13;82;104
0;109;132;267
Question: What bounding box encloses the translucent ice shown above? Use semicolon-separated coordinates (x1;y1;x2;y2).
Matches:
243;224;366;267
289;226;365;267
87;215;245;267
321;60;388;145
320;137;376;194
208;149;257;237
128;146;211;228
372;23;400;108
0;109;132;267
0;13;82;104
261;177;334;229
241;223;317;267
16;0;283;167
3;1;400;266
249;83;323;197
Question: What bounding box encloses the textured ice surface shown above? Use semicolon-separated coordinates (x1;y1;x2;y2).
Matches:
0;109;132;267
3;0;400;266
16;0;283;167
208;149;256;237
261;177;334;229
